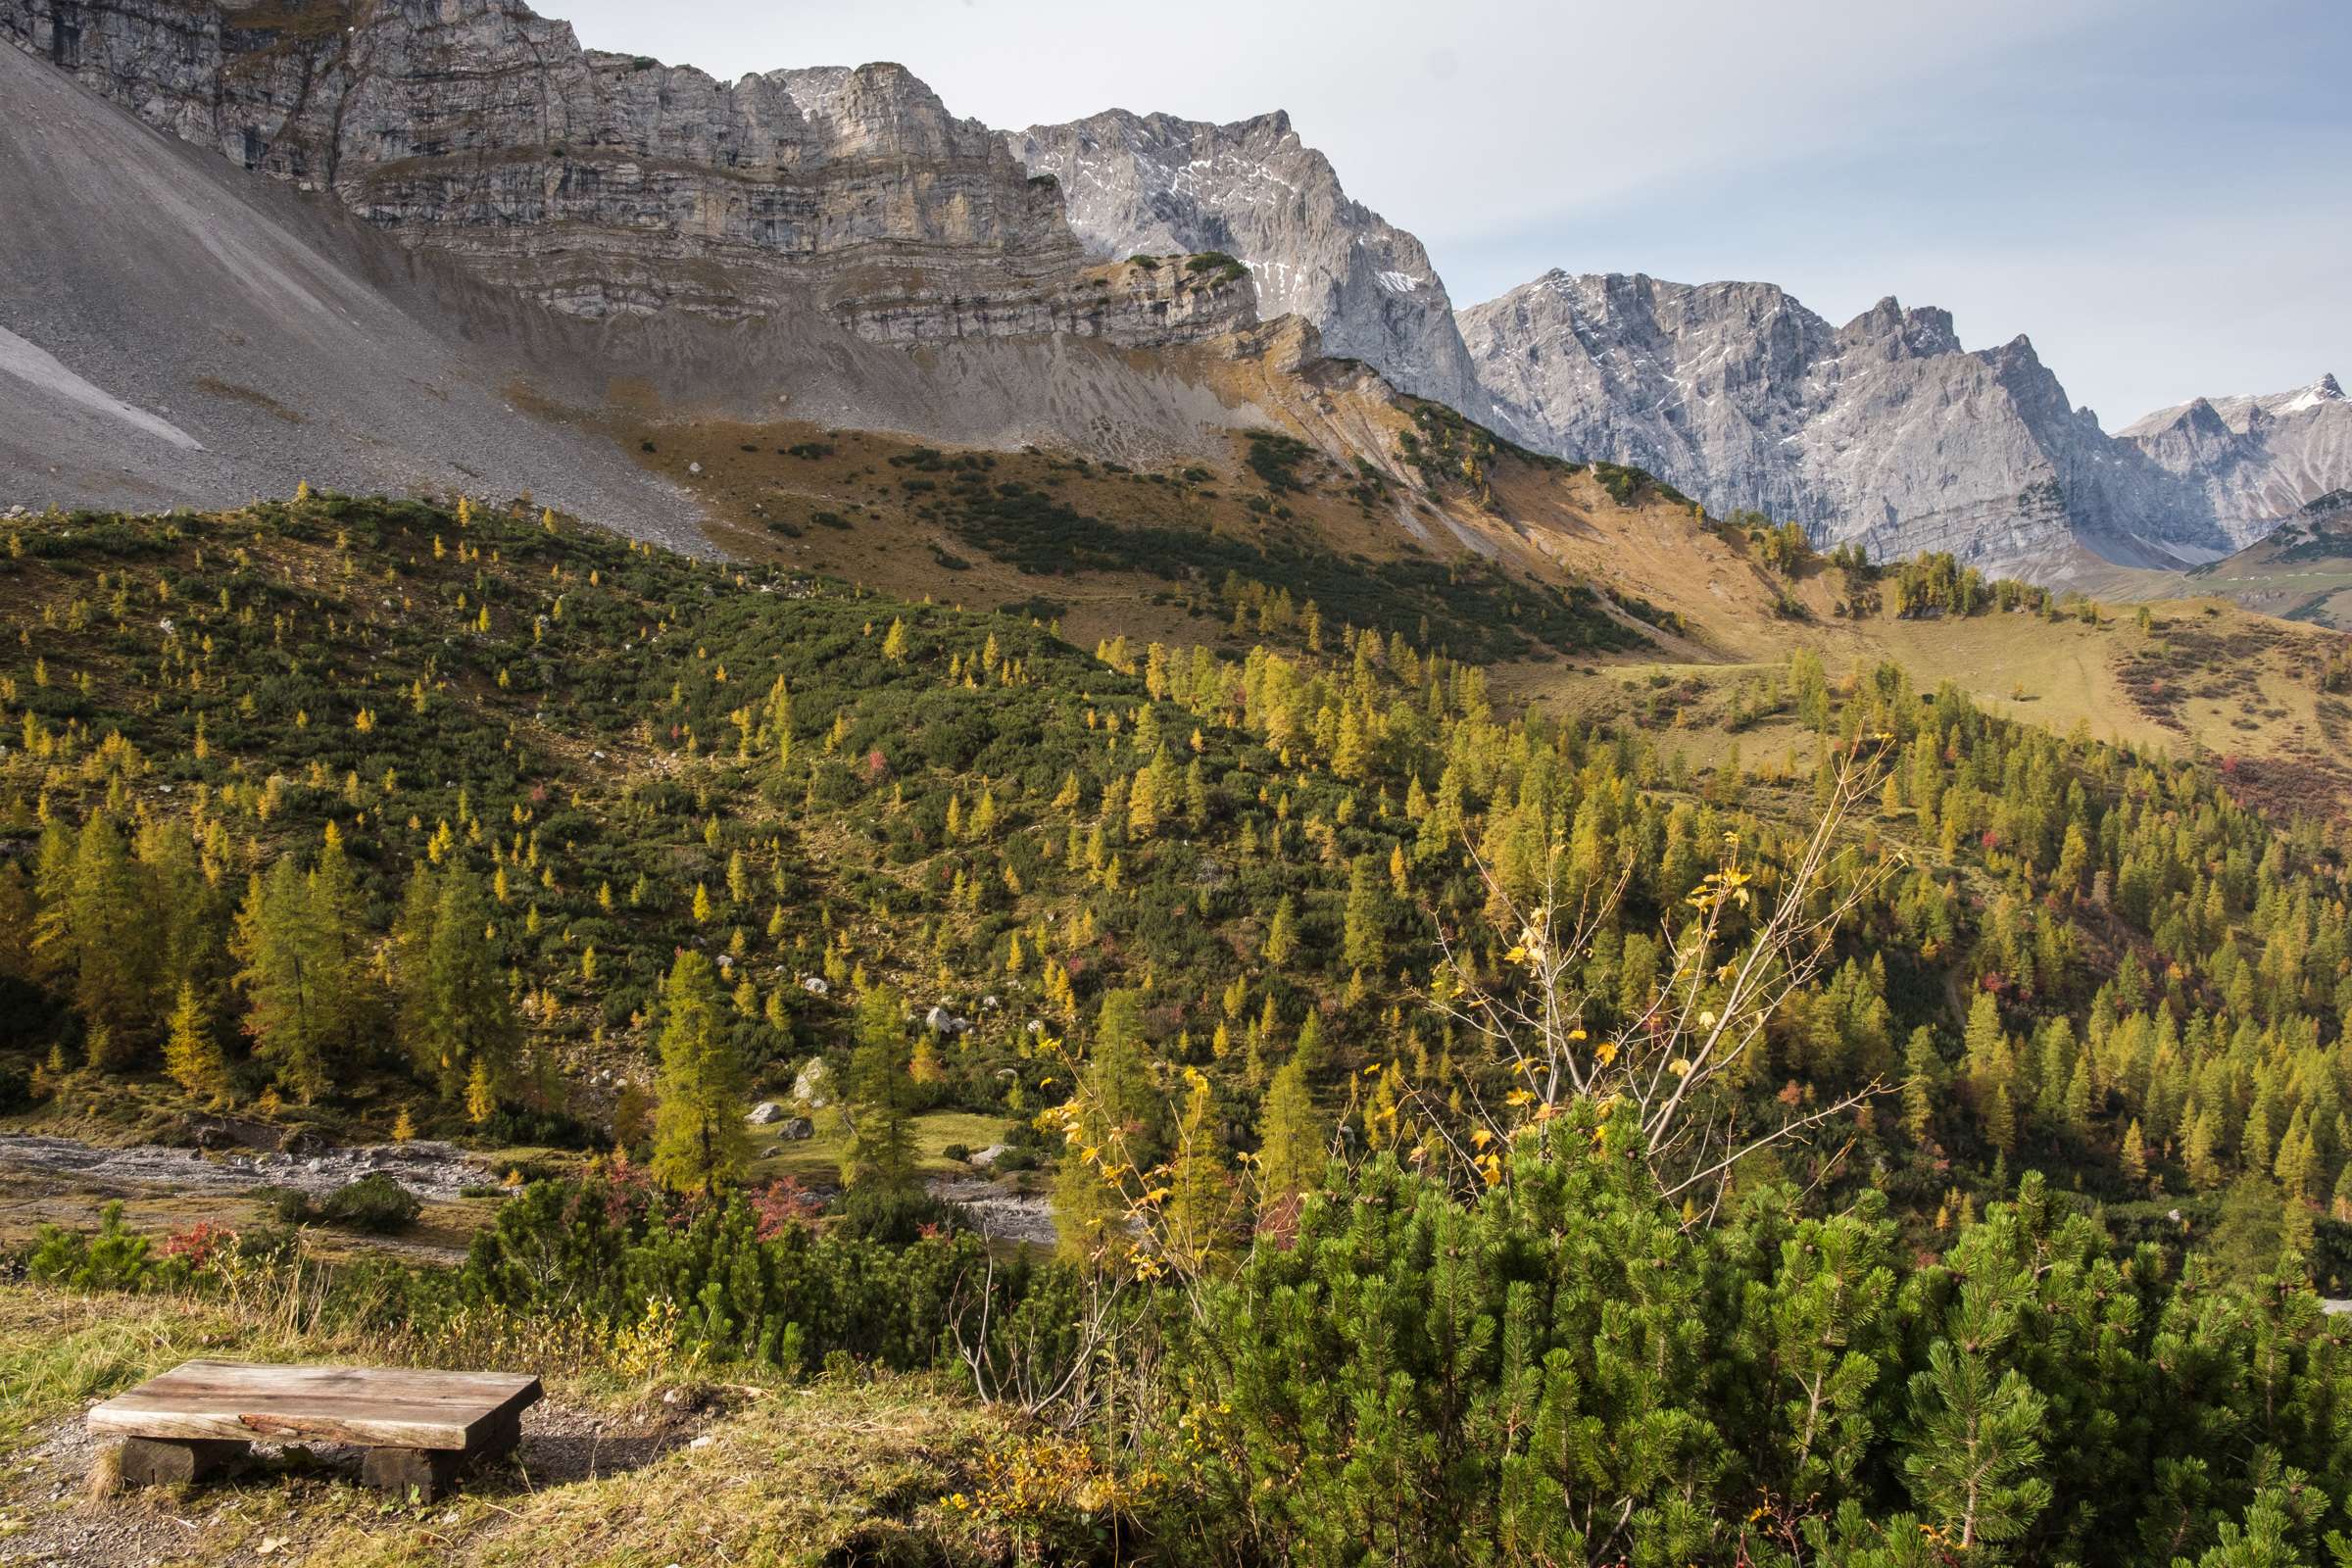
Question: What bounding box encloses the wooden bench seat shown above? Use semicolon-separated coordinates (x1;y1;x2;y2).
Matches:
89;1359;542;1499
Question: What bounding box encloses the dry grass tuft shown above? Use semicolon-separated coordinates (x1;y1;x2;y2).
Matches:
84;1441;123;1502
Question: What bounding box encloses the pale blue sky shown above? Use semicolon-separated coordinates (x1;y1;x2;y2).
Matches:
556;0;2351;429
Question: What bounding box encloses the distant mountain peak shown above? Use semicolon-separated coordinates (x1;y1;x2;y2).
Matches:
1459;269;2241;573
2282;373;2344;413
2117;372;2352;550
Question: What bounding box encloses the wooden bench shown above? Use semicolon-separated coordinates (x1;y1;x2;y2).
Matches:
89;1359;542;1499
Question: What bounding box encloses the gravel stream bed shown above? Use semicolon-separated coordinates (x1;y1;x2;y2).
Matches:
0;1135;495;1204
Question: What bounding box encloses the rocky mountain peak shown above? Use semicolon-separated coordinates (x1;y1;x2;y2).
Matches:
2176;398;2233;436
762;63;982;162
1006;105;1487;418
7;0;2342;576
1906;309;1964;357
2290;372;2344;409
996;84;2349;574
1836;298;1964;361
1461;269;2232;572
2118;371;2352;549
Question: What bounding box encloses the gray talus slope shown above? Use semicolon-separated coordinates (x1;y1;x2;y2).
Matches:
0;40;701;542
2120;376;2351;548
0;32;1311;514
1457;270;2230;574
1008;109;1487;418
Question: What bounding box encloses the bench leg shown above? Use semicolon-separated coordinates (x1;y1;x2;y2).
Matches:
361;1446;463;1501
472;1409;522;1464
361;1410;524;1500
120;1437;248;1487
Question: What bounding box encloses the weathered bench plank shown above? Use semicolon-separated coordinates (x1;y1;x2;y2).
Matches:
89;1360;541;1452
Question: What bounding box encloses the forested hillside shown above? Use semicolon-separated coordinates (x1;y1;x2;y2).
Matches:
9;493;2352;1563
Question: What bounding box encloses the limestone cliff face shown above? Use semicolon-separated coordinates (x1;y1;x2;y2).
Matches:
2;0;1251;344
1000;102;2334;576
1458;271;2232;572
1007;109;1487;417
2120;376;2351;549
0;33;707;542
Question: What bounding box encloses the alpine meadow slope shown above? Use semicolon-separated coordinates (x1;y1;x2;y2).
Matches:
7;486;2352;1564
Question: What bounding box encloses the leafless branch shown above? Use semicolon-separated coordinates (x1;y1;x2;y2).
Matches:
1416;741;1897;1201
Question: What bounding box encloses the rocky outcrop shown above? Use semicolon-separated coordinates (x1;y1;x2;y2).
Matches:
1457;270;2238;573
1007;109;1486;416
1;0;1251;346
2120;375;2351;548
835;254;1252;347
0;27;1283;523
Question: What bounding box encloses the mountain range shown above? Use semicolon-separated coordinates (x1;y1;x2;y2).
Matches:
1004;108;2347;577
3;0;2346;581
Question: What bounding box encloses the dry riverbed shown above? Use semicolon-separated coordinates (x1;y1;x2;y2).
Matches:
0;1130;1058;1258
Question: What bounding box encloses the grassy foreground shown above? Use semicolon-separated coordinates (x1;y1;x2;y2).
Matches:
0;1282;1035;1568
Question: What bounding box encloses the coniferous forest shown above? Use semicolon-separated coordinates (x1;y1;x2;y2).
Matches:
10;493;2352;1565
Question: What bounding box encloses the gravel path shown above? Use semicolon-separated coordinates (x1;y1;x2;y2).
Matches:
0;1132;1055;1245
